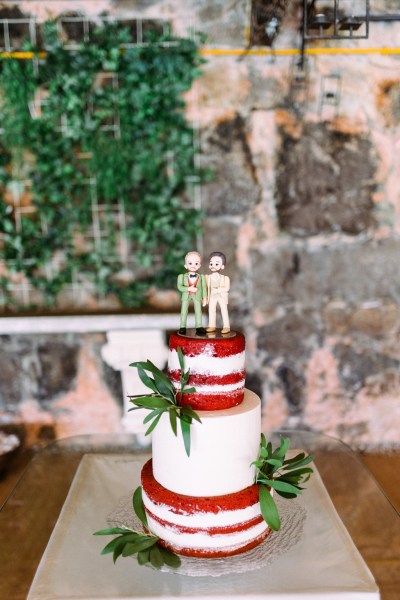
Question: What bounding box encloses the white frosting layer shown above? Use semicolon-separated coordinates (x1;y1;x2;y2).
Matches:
168;349;245;375
142;489;261;527
171;380;244;393
146;513;268;551
151;389;261;496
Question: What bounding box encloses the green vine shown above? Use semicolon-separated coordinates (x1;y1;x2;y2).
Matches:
0;21;206;311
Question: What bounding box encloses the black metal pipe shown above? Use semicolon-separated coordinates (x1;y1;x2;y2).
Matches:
319;14;400;23
300;0;308;69
369;14;400;22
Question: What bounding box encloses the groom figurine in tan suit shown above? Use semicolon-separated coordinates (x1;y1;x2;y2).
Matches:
206;251;230;334
177;251;208;336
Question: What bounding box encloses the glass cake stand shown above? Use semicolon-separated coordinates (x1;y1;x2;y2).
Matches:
0;430;399;600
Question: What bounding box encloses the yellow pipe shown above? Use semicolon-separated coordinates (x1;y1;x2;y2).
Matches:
1;51;46;59
200;47;400;56
2;47;400;60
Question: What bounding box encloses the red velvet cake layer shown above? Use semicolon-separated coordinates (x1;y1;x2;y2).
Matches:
142;460;259;513
168;331;246;410
176;389;244;411
141;460;270;558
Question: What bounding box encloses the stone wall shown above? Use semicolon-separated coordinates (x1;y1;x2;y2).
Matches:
0;332;123;446
189;0;400;448
1;0;400;448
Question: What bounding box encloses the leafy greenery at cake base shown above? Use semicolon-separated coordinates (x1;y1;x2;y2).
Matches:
94;486;180;568
0;20;206;311
129;346;201;456
253;435;314;531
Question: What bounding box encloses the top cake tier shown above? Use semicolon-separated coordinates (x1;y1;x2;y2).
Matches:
168;331;246;410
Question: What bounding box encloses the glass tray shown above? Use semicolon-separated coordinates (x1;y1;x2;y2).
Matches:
27;453;379;599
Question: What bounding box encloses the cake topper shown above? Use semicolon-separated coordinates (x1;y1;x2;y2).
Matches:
206;251;230;334
177;251;207;336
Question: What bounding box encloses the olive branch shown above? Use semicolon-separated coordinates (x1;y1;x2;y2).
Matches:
128;346;201;456
94;486;180;568
252;435;314;531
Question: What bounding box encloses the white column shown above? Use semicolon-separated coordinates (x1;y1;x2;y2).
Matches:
101;329;169;440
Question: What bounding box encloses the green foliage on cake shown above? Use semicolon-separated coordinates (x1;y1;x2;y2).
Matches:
128;346;201;456
94;487;181;568
253;434;314;531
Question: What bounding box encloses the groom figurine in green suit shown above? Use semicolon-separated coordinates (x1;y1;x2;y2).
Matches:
177;251;207;336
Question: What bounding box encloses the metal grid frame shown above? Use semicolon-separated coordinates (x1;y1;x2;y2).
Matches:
303;0;370;41
0;13;175;53
0;13;203;310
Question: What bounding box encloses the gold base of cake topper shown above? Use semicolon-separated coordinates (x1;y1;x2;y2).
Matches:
177;328;236;339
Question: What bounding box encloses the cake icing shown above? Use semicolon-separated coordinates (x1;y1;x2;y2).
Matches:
151;388;260;496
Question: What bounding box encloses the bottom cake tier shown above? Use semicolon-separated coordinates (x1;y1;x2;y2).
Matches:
141;459;270;558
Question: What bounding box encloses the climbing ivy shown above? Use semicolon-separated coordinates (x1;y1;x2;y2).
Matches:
0;21;205;310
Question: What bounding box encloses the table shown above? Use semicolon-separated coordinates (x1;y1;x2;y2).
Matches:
0;431;399;599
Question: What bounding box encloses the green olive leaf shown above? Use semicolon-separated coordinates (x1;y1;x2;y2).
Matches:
113;541;126;563
143;408;165;424
133;486;148;528
149;544;164;568
100;536;126;555
159;546;181;568
145;412;163;435
282;454;314;469
136;366;158;394
122;537;158;556
94;527;132;536
177;346;185;372
259;484;280;531
272;436;290;459
129;395;169;410
181;386;196;395
180;405;202;423
267;478;302;495
137;549;150;565
169;407;178;436
180;418;191;457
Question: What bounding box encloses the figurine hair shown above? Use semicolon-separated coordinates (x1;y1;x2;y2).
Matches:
209;251;226;266
185;251;202;262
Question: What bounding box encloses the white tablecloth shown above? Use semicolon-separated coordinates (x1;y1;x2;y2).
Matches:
28;454;380;599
